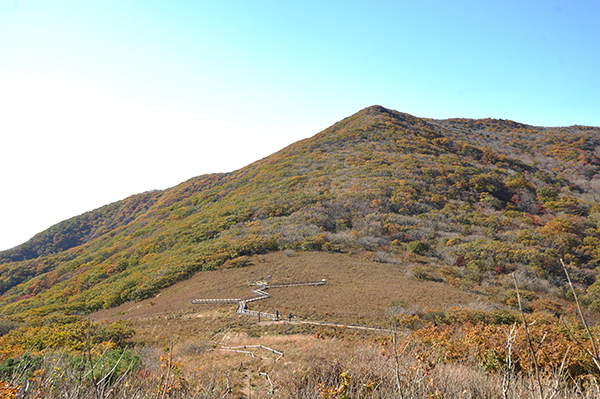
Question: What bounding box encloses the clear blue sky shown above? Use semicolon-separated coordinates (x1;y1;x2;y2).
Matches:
1;0;599;250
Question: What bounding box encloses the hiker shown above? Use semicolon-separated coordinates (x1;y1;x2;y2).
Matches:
275;310;279;320
288;313;292;321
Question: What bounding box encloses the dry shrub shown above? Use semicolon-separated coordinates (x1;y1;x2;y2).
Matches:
370;251;401;264
1;331;600;398
284;249;296;257
415;317;599;380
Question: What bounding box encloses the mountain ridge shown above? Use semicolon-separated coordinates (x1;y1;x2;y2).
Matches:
0;105;584;264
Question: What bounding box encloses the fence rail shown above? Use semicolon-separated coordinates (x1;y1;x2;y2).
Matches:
190;298;241;304
238;308;279;320
220;344;284;360
265;280;326;289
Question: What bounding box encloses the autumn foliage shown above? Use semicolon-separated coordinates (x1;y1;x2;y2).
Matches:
0;106;599;396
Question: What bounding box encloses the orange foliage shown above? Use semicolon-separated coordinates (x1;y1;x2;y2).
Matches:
415;316;599;378
0;382;20;399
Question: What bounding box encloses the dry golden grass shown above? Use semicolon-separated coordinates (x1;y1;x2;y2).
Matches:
91;250;483;345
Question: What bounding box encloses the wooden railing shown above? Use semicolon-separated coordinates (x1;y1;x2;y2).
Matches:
191;279;326;320
190;298;240;304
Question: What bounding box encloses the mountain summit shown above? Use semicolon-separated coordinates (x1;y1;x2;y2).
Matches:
2;106;600;318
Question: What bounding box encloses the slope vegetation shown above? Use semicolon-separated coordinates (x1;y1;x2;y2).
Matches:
2;105;600;320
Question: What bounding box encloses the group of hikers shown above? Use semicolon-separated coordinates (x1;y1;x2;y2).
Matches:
257;309;292;321
275;310;292;321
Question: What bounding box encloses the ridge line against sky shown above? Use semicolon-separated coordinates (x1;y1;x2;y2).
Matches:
1;0;599;251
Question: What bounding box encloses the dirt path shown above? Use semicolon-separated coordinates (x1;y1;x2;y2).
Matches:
256;319;392;333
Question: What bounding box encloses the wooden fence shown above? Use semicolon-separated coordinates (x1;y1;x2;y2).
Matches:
191;279;326;320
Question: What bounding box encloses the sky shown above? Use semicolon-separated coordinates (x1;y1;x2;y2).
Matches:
1;0;599;251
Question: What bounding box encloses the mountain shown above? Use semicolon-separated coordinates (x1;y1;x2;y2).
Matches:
2;105;600;319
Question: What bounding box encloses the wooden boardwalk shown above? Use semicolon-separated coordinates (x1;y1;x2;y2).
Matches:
191;279;326;320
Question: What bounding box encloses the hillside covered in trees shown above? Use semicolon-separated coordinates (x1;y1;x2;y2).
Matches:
4;105;600;397
2;105;600;319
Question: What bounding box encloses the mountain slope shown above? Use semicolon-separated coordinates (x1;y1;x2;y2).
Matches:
2;105;600;319
0;190;164;264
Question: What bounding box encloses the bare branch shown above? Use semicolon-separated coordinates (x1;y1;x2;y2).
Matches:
560;258;600;371
513;272;544;399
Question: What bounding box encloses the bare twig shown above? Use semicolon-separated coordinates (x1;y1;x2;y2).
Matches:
160;342;173;399
560;258;600;371
502;322;517;399
548;345;570;399
97;346;127;387
86;322;101;399
513;272;544;399
221;370;231;398
105;353;137;398
392;325;408;399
